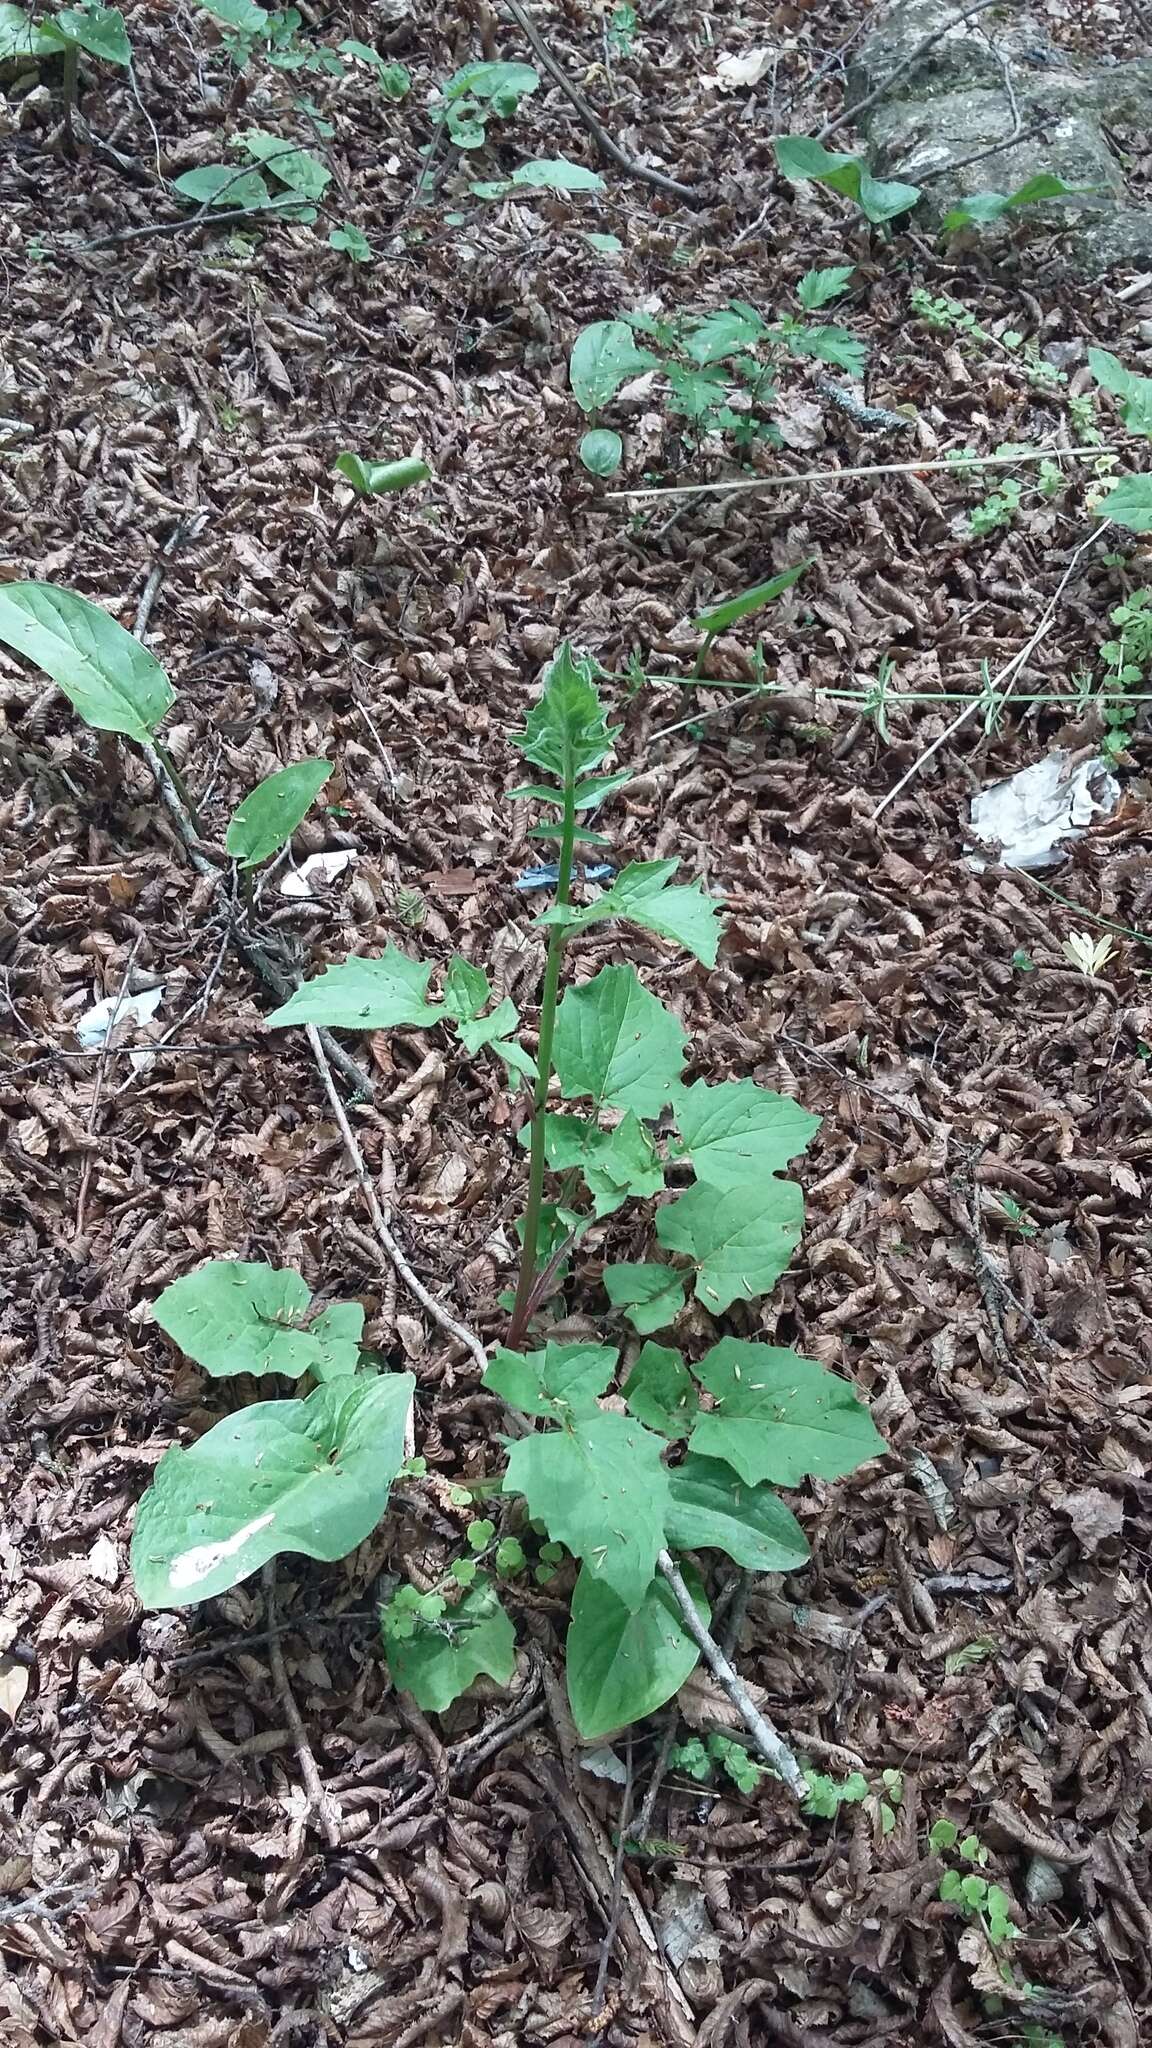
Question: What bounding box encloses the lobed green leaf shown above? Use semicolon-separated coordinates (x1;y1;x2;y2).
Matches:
689;1337;885;1485
553;964;688;1115
503;1410;671;1611
621;1341;698;1436
265;943;446;1031
538;859;725;968
655;1174;804;1313
153;1260;364;1382
604;1261;687;1335
666;1453;810;1570
382;1576;516;1710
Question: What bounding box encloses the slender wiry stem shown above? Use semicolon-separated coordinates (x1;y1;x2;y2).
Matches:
152;741;204;836
507;779;577;1348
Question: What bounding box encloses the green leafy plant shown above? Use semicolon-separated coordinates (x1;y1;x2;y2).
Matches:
200;0;342;75
471;156;605;202
774;135;920;226
607;2;637;56
339;39;409;98
257;646;883;1732
332;449;432;538
940;171;1085;236
431;58;539;152
39;2;131;155
931;1819;1018;1951
1096;587;1152;759
328;221;372;262
570;271;866;473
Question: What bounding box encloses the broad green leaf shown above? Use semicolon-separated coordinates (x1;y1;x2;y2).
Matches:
239;128;331;198
328;223;373;261
942;173;1082;233
574;768;632;808
585;230;623;253
684;306;766;364
693;559;812;636
512;642;619;782
0;583;173;742
622;1341;698;1436
225;759;331;868
796;265;854;310
441;58;539;105
553;963;687;1115
580;427;623;477
690;1337;885;1485
199;0;268;27
656;1175;804;1313
442;956;491;1023
50;4;131;64
1088;348;1152;437
503;1410;671;1611
382;1576;516;1710
789;325;867;377
0;4;56;57
604;1261;687;1335
172;164;273;209
131;1371;414;1608
484;1339;617;1420
455;994;521;1056
528;1109;663;1216
670;1077;820;1189
265;943;446;1030
570;319;657;412
334;449;431;496
666;1453;810;1570
538;858;724;967
773;135;919;222
473;156;606;199
153;1259;363;1381
566;1563;706;1739
1098;475;1152;531
339;40;410;98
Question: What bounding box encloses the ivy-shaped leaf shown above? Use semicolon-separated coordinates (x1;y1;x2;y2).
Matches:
538;859;725;968
511;642;620;782
669;1078;820;1189
604;1261;687;1334
566;1563;707;1740
503;1411;671;1611
689;1337;884;1485
382;1576;516;1711
484;1340;617;1421
132;1372;415;1608
152;1260;363;1381
553;964;687;1116
622;1341;698;1436
265;944;446;1031
529;1110;663;1216
655;1175;804;1313
666;1453;811;1571
239;127;332;199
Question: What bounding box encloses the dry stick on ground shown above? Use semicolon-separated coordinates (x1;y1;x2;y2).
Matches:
261;1561;342;1849
591;1731;634;2018
656;1549;807;1796
817;0;1003;142
305;1023;490;1372
605;442;1127;503
872;521;1108;819
500;0;703;204
73;934;142;1237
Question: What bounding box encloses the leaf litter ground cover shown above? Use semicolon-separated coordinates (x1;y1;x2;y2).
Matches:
1;1;1152;2044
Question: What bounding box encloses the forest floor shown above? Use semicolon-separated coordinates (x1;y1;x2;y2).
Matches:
2;1;1152;2045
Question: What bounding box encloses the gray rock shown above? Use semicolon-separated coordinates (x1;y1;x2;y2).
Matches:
843;0;1152;277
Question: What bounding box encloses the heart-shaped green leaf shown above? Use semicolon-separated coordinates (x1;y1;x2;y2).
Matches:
265;944;446;1031
566;1563;706;1739
132;1371;415;1607
153;1260;363;1381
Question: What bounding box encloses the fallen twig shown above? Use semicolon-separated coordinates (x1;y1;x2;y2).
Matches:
872;522;1107;818
656;1549;806;1797
262;1560;342;1848
500;0;703;204
818;0;1003;142
606;442;1125;503
0;1884;95;1928
305;1023;489;1372
74;935;142;1238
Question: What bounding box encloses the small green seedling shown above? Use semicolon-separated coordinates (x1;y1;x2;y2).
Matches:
996;1194;1037;1239
39;2;131;155
332;449;431;538
940;172;1085;236
200;0;342;75
328;222;372;262
692;560;812;671
774;135;920;226
571;273;866;473
225;759;331;887
431;58;539;151
471;157;605;203
339;41;411;99
607;2;637;55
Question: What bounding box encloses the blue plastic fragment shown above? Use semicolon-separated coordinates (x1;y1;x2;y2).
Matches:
514;863;616;893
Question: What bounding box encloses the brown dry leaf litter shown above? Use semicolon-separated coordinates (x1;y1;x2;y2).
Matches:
2;0;1152;2043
